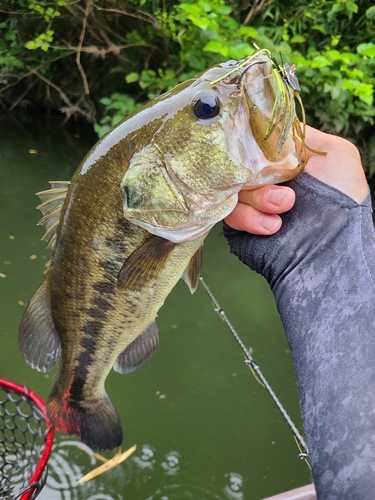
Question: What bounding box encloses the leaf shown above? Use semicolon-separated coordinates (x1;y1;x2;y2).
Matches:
77;445;137;483
99;97;112;106
357;43;375;58
359;94;373;106
218;5;232;15
203;39;228;57
0;55;24;68
331;86;342;100
198;0;212;13
312;24;327;34
347;1;358;14
366;6;375;20
328;3;344;20
228;43;254;60
25;41;37;50
126;72;139;84
188;15;210;30
237;26;258;39
178;4;201;17
111;114;123;126
290;35;306;44
310;55;330;68
93;123;111;138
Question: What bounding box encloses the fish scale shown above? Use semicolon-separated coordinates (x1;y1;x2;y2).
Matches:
48;161;206;447
18;49;306;451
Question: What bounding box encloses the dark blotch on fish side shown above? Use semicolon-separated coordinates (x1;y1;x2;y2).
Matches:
124;299;137;314
79;336;97;354
104;232;127;253
99;258;122;276
87;307;107;321
117;217;133;233
92;296;114;312
81;320;104;337
92;281;115;295
68;372;87;401
104;240;127;256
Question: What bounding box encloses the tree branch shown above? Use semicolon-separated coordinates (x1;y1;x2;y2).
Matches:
242;0;273;25
25;66;93;121
94;6;159;29
76;0;92;95
0;52;75;96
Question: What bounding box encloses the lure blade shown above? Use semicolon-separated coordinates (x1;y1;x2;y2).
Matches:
283;62;301;91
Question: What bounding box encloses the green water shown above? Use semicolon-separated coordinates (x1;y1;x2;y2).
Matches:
0;116;311;499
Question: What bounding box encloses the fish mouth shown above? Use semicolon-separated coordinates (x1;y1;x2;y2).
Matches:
239;52;297;164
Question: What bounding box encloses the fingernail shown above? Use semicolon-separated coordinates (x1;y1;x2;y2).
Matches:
266;189;286;207
259;214;279;231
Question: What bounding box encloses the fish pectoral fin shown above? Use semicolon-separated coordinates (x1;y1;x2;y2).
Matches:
117;235;176;291
37;181;70;250
18;280;61;372
182;244;203;293
113;320;159;374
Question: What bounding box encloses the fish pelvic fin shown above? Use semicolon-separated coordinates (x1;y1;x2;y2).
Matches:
18;280;61;372
182;244;203;293
114;319;159;374
36;181;70;250
47;391;123;452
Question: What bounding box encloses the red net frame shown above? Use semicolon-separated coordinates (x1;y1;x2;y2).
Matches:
0;378;54;500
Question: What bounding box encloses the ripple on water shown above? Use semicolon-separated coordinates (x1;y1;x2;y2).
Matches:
40;437;247;500
160;451;180;476
132;444;156;470
223;472;245;500
42;438;121;500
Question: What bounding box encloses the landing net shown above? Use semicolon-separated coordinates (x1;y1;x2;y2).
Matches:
0;379;54;500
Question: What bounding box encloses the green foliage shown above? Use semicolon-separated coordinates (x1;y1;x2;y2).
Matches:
125;67;179;98
1;0;374;171
28;1;63;22
25;30;55;52
94;93;141;137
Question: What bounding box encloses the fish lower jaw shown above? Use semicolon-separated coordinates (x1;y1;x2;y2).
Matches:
243;151;300;188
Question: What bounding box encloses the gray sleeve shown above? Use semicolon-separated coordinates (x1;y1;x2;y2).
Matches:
224;171;375;500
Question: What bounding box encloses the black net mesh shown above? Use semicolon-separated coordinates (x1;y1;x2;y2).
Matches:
0;386;50;500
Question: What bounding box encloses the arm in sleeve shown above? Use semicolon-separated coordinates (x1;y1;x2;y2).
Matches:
224;171;375;500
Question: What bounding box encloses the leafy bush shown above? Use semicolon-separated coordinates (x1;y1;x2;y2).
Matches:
0;0;374;171
93;93;142;137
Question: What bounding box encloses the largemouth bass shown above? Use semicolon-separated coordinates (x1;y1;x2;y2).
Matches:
19;49;305;451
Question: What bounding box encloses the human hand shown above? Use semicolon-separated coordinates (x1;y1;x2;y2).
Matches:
224;125;368;234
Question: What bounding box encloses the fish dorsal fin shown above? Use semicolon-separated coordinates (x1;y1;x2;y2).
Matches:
182;245;203;293
36;181;70;250
113;320;159;374
18;280;61;372
117;235;176;291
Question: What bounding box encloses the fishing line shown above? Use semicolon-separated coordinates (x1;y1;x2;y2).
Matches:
199;276;309;460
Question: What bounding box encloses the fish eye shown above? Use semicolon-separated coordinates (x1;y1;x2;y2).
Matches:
192;94;220;120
